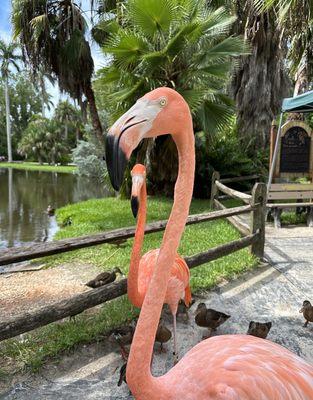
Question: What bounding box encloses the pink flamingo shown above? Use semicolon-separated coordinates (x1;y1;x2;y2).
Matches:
106;87;313;399
129;163;191;361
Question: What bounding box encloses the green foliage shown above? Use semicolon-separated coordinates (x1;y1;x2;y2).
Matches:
193;119;258;198
72;140;107;182
94;0;247;134
0;72;41;158
18;116;69;164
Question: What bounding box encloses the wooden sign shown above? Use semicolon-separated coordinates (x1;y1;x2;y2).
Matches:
274;120;313;179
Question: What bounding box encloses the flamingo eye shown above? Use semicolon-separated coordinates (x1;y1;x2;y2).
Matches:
159;98;167;107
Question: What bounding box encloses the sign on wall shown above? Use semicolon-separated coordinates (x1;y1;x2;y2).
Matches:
275;121;313;179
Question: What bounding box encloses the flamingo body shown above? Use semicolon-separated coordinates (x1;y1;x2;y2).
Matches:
133;335;313;399
106;87;313;400
138;248;191;314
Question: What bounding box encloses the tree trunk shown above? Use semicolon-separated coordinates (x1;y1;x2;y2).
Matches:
288;60;309;121
4;77;12;162
84;81;104;146
231;3;290;151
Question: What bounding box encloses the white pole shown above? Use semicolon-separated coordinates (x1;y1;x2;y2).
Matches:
267;113;283;196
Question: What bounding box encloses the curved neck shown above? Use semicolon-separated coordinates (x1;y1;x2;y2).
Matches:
127;182;147;307
127;119;195;398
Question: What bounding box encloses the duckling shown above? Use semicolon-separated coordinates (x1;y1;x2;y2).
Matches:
177;298;195;321
247;321;272;339
85;267;123;288
117;363;127;387
46;205;55;216
155;322;172;353
299;300;313;327
195;303;230;338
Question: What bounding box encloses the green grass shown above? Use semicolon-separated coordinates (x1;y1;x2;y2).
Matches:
0;196;256;374
0;162;76;173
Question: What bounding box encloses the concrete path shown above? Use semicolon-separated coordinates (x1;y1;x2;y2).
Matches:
2;229;313;400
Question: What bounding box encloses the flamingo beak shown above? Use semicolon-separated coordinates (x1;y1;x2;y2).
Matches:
105;97;162;191
130;175;144;218
131;196;139;218
105;133;128;191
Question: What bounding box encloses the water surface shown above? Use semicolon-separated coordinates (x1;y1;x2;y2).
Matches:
0;168;109;248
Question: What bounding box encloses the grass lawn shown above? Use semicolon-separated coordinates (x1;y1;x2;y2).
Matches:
0;162;76;174
0;196;257;375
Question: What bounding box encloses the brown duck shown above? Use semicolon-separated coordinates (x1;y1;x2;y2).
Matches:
195;303;230;338
111;323;136;361
299;300;313;327
85;267;123;288
247;321;272;339
155;322;172;353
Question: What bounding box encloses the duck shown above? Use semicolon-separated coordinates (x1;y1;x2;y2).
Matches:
299;300;313;327
46;205;55;216
85;267;123;288
111;322;136;361
155;321;172;353
195;303;230;338
247;321;272;339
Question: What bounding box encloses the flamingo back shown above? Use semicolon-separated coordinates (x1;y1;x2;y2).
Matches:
138;249;191;312
159;334;313;400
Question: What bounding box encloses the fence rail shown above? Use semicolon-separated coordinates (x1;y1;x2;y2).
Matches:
0;172;266;341
0;233;258;341
0;205;253;267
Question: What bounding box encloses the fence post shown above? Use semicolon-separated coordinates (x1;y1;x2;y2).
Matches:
250;182;267;259
210;171;220;209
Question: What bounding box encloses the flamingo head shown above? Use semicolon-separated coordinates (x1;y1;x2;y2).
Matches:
130;164;146;218
105;87;190;191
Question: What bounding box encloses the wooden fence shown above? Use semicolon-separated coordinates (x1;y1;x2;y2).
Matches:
0;174;266;341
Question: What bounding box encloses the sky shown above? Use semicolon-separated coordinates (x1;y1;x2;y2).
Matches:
0;0;105;113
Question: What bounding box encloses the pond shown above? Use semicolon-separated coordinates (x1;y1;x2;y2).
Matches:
0;168;110;249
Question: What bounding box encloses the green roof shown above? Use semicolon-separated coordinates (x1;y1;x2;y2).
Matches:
282;90;313;113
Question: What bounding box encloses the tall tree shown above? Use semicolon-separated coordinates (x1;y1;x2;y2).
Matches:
54;100;85;145
12;0;103;145
230;1;290;150
255;0;313;96
0;40;21;162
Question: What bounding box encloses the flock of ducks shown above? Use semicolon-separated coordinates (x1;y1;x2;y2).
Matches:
84;269;313;390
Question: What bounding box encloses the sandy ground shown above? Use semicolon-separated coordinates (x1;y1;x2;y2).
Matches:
1;225;313;399
0;263;102;321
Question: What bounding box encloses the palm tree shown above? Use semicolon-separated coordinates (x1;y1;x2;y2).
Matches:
54;100;84;144
94;0;247;192
97;0;246;130
255;0;312;96
0;40;21;162
228;0;290;150
30;65;55;117
12;0;103;145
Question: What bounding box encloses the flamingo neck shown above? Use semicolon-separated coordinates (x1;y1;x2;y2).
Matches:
126;121;195;398
128;182;147;307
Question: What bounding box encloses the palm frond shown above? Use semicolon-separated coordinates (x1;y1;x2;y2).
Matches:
127;0;177;38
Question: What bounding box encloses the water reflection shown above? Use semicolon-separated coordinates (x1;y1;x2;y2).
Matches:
0;168;110;248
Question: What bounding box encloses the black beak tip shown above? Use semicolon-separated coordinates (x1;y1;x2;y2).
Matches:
131;196;139;218
105;134;128;191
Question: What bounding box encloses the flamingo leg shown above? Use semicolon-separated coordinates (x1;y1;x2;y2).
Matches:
173;313;178;365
